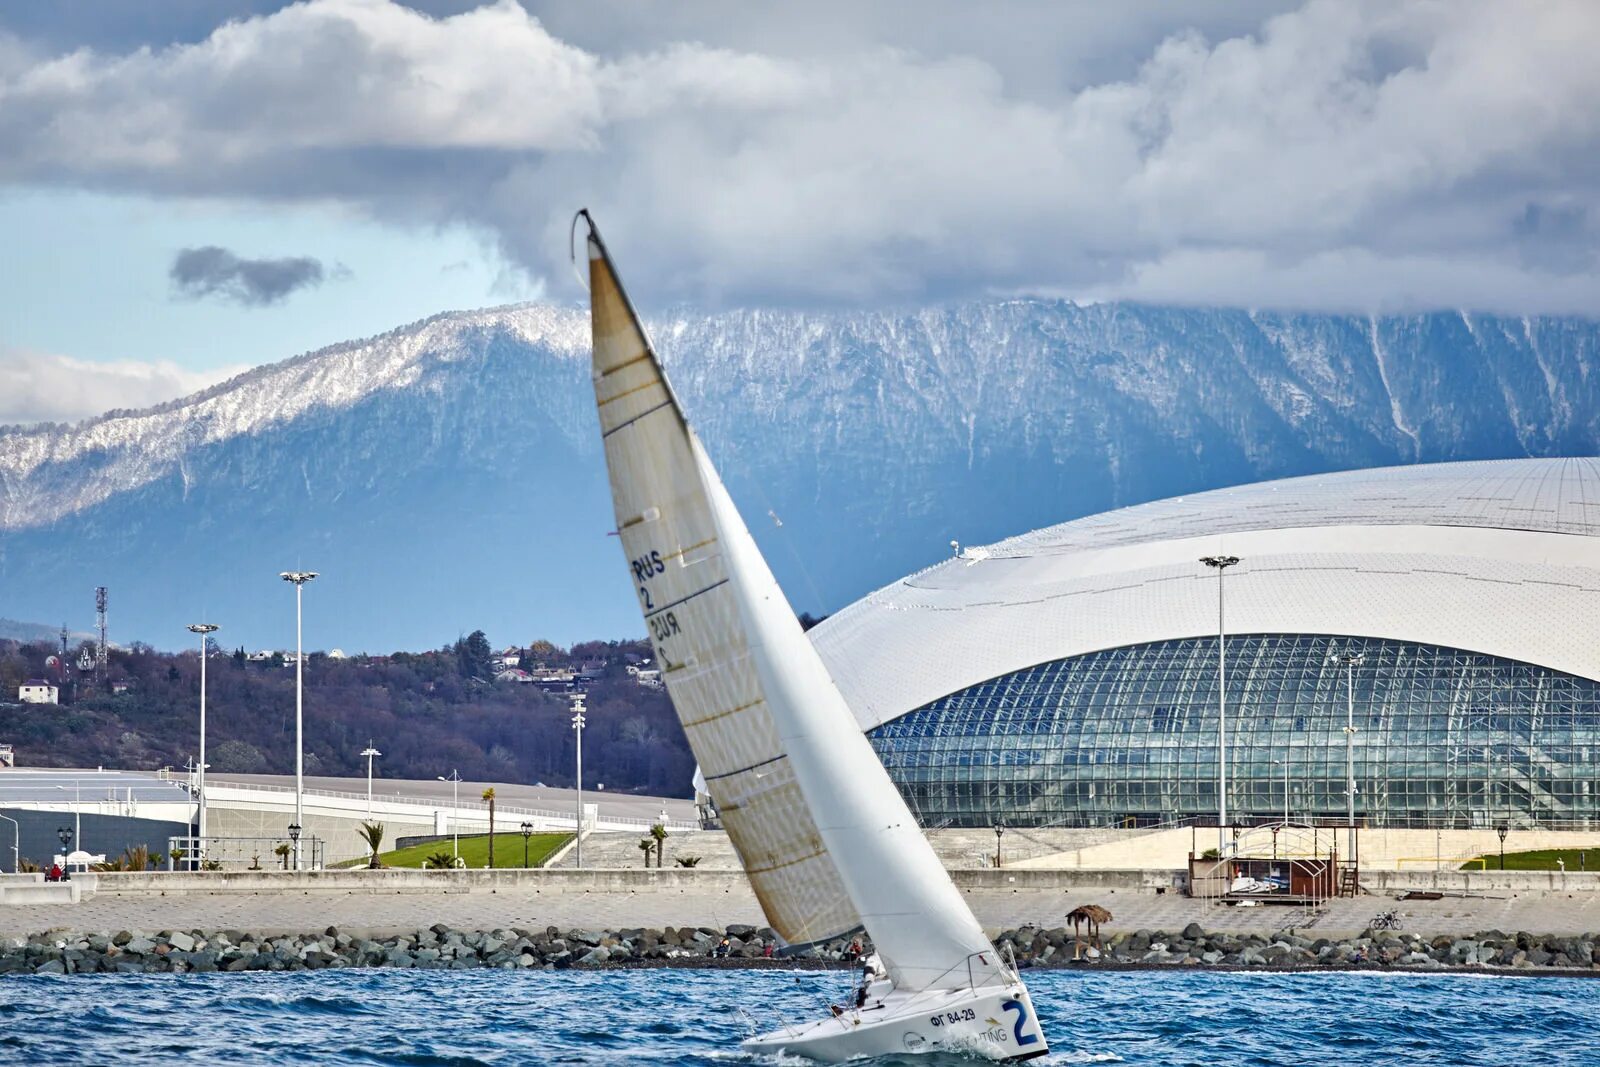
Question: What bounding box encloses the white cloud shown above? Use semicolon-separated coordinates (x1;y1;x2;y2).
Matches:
1;0;1599;312
0;349;249;427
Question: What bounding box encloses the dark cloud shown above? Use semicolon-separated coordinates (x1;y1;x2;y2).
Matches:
169;246;328;306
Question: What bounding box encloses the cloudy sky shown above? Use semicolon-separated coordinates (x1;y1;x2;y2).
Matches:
2;0;1598;424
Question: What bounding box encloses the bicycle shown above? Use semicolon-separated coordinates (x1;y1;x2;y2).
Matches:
1369;910;1403;931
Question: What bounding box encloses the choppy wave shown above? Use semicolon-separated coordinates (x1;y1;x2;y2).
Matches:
0;968;1594;1064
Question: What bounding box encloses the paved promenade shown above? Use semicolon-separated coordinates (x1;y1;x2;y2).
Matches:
6;879;1600;940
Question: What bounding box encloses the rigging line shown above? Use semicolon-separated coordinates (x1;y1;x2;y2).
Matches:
717;441;834;619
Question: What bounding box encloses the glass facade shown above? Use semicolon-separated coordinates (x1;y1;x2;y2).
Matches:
868;634;1600;830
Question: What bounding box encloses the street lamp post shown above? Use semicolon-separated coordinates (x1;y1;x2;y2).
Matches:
1200;555;1241;855
571;696;587;869
279;571;317;870
1335;651;1364;869
287;822;302;868
520;821;534;868
994;822;1006;869
57;825;74;866
360;742;382;817
1497;823;1509;871
187;622;219;859
437;770;461;859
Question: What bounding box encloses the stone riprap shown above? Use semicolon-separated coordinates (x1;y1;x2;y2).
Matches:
6;923;1600;975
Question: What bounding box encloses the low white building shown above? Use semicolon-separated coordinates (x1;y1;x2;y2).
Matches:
18;680;58;704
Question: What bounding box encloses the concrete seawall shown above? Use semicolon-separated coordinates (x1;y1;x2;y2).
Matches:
7;866;1600;941
77;865;1600;897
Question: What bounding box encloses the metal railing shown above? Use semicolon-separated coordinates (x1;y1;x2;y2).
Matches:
166;834;326;871
203;780;697;830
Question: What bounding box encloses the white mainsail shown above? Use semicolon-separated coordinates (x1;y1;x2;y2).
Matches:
583;213;997;992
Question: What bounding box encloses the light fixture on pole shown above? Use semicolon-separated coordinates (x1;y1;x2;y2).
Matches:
1199;554;1241;855
571;695;587;869
1272;758;1290;825
1334;651;1364;868
1497;822;1509;871
279;570;318;870
57;825;74;853
187;622;219;859
993;822;1006;869
360;742;382;817
287;822;302;867
520;821;534;868
437;770;462;859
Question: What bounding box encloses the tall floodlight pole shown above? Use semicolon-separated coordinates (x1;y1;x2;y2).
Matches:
279;571;318;869
572;695;587;869
1200;555;1241;855
437;770;462;859
360;742;382;817
1336;652;1364;868
187;623;219;858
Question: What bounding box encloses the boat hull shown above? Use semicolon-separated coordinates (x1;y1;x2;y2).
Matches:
742;984;1048;1063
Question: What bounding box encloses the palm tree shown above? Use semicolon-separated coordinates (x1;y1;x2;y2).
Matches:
273;843;291;870
358;820;386;869
425;851;455;870
649;823;668;868
638;837;654;868
482;787;496;867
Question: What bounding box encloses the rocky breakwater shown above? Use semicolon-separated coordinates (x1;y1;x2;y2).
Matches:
0;923;803;974
6;923;1600;975
996;922;1600;972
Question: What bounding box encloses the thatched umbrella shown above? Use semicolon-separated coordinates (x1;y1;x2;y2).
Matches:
1066;904;1113;960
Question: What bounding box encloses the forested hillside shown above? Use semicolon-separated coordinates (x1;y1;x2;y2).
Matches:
0;634;693;797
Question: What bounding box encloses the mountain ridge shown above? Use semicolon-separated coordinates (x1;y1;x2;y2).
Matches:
2;299;1597;651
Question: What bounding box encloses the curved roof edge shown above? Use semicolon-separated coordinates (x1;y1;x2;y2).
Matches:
812;458;1600;732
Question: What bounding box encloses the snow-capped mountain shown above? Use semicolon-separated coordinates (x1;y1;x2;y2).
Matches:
3;302;1597;651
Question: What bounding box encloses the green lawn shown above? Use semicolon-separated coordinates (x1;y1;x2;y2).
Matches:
1460;847;1600;871
355;831;573;870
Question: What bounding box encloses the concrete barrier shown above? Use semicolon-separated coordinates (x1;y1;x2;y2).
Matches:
1;881;79;904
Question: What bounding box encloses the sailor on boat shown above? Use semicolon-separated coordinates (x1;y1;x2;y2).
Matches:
576;209;1050;1063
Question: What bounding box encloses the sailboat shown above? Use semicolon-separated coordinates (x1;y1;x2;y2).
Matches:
578;210;1049;1063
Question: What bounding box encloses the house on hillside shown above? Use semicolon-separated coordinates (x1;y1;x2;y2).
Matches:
634;669;662;689
18;680;58;704
577;659;607;680
495;668;533;684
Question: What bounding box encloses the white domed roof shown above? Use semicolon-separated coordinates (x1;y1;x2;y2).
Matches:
812;458;1600;731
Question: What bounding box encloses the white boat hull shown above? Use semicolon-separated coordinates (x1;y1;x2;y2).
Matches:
743;983;1048;1063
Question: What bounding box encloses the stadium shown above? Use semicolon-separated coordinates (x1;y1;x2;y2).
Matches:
811;457;1600;832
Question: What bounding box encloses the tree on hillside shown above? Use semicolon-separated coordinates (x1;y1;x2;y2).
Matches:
482;787;496;867
456;630;493;680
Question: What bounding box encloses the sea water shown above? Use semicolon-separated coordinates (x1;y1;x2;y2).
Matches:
1;968;1593;1065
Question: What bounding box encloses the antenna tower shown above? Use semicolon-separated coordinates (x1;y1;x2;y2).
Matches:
95;586;108;683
